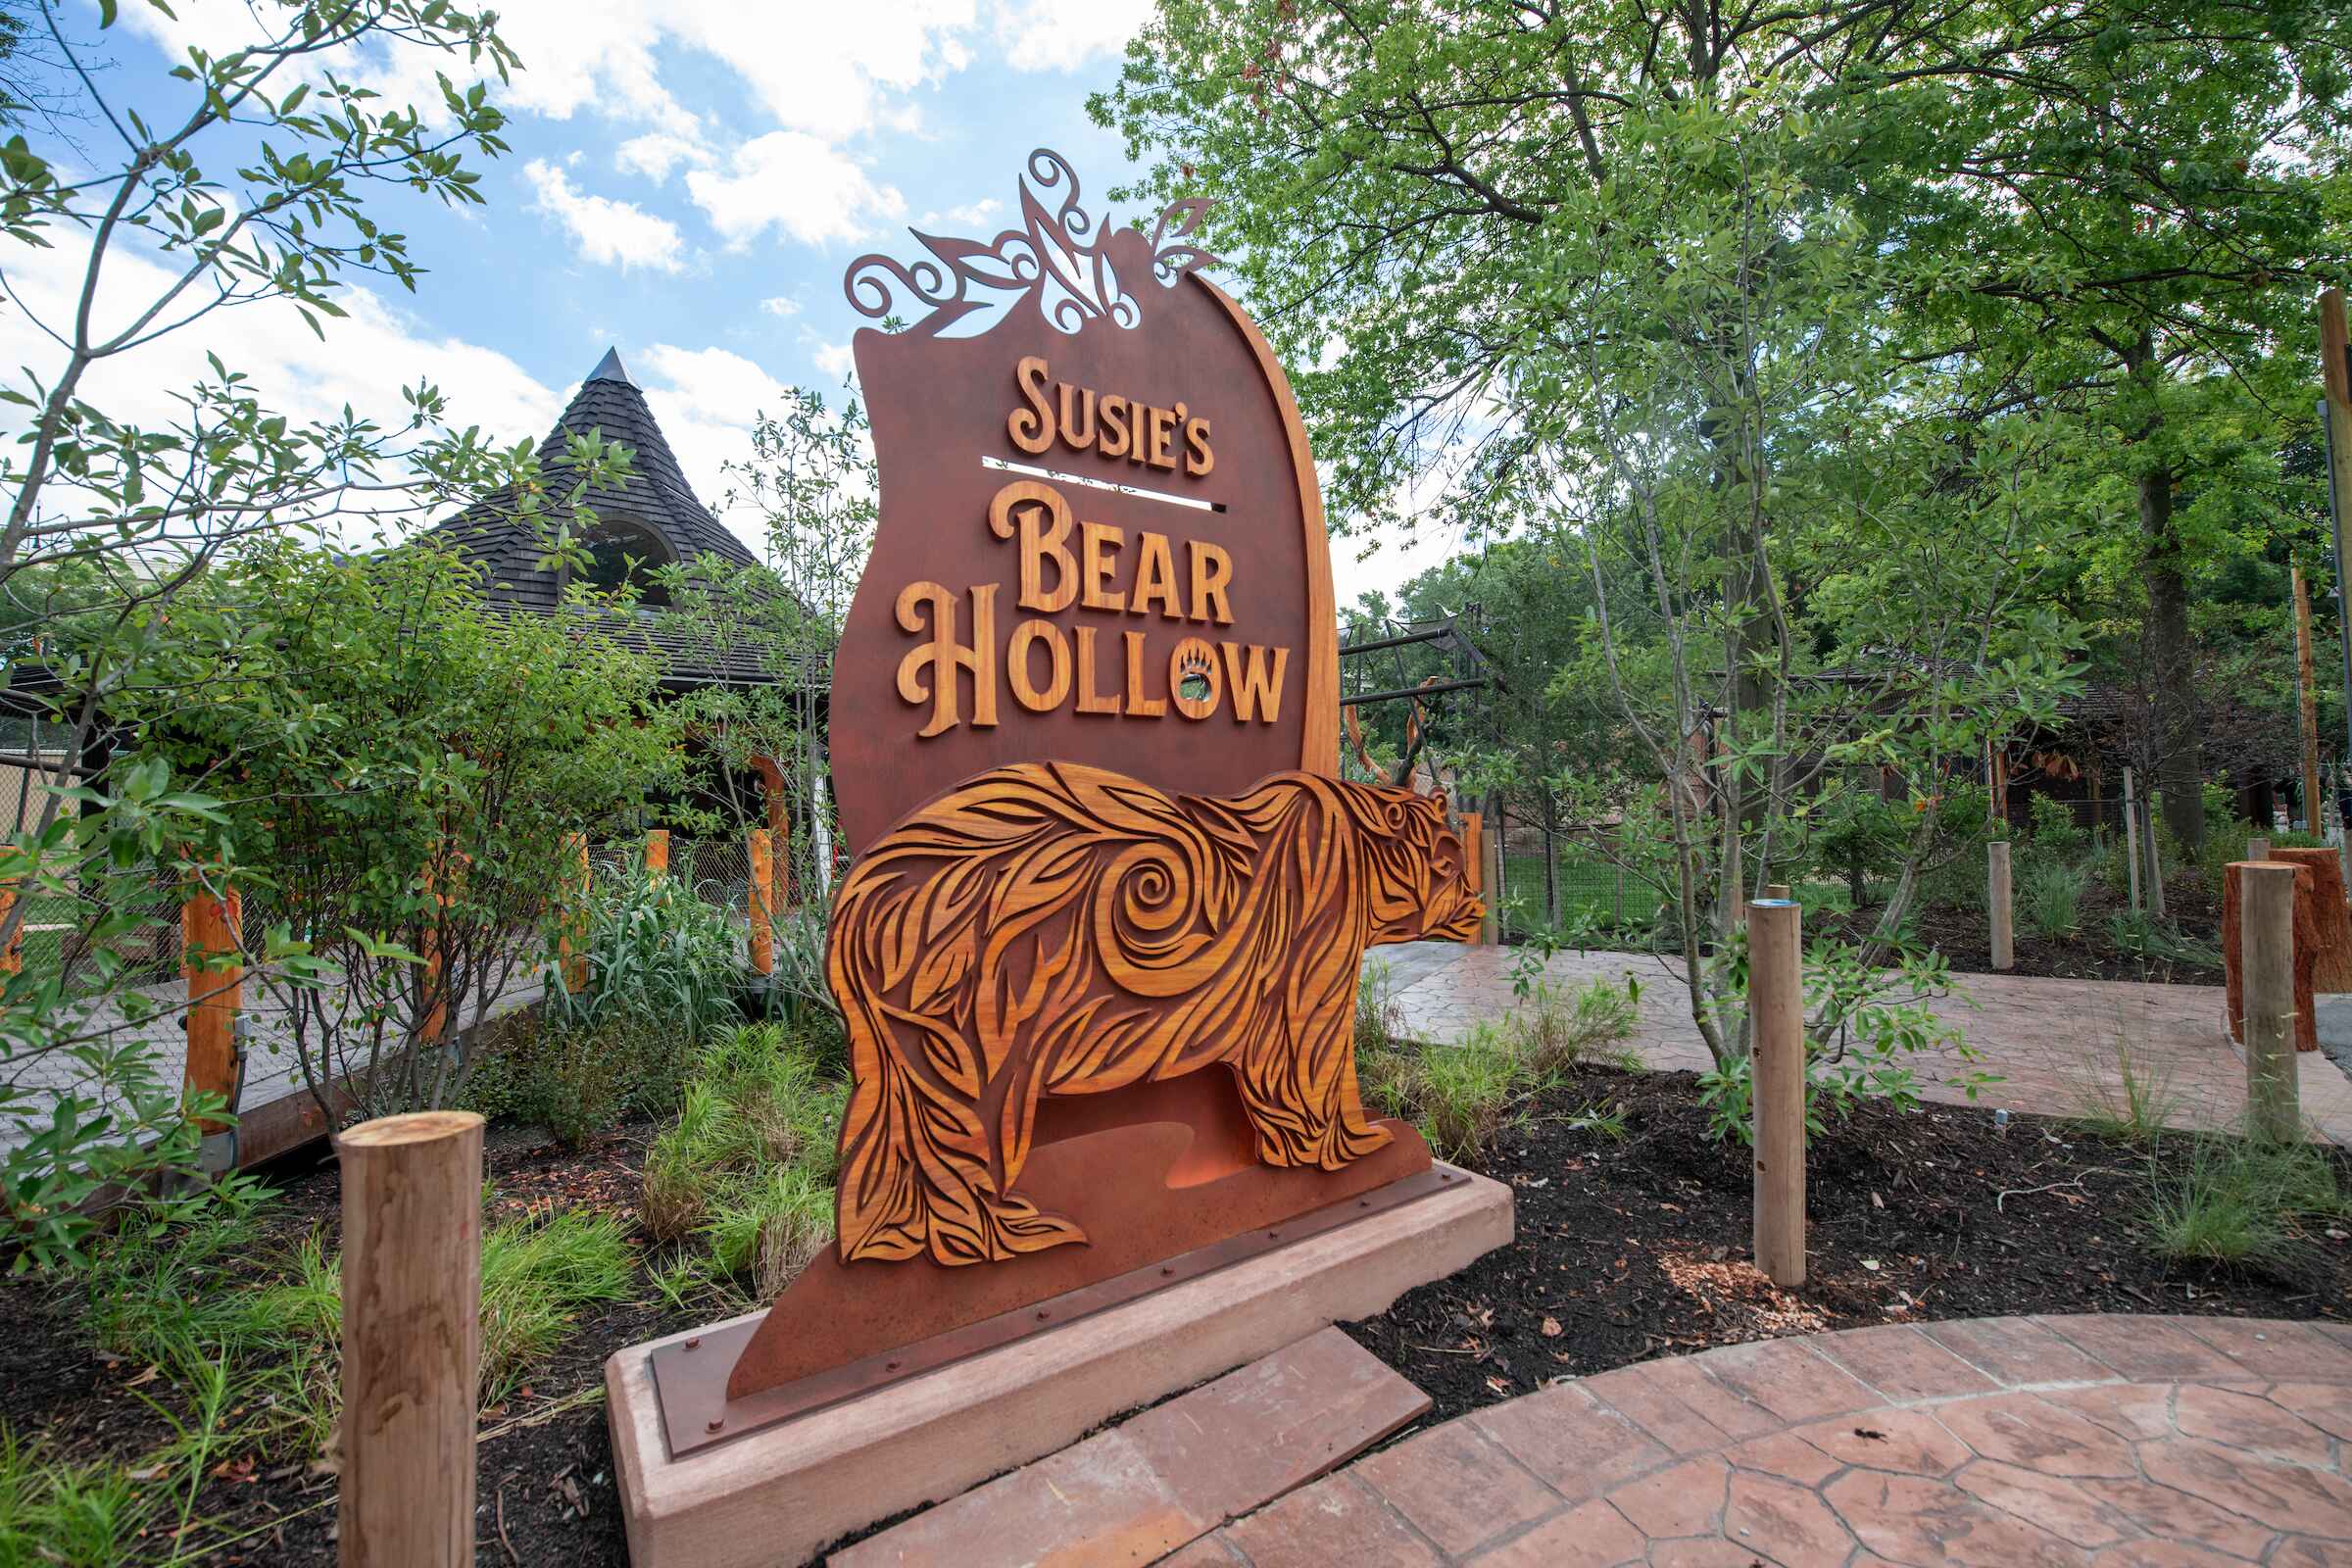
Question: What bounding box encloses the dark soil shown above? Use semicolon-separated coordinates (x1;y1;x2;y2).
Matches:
15;1056;2344;1563
0;1118;688;1568
1812;875;2224;985
1343;1065;2350;1424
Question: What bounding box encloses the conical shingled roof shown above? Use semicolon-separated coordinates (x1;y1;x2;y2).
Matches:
421;347;756;612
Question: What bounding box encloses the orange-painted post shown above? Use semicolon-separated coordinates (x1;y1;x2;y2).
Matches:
749;828;775;976
754;755;792;913
182;877;243;1134
559;833;590;994
645;828;670;882
1460;811;1488;945
0;879;19;978
420;853;457;1049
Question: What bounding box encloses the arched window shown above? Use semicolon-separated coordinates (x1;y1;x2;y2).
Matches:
576;520;672;606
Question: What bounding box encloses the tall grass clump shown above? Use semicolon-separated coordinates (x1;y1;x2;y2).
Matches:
2140;1132;2352;1271
2019;859;2088;940
641;1021;848;1302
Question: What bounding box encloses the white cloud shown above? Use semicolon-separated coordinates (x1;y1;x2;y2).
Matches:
0;232;561;545
812;342;858;379
615;133;715;184
525;160;687;273
631;344;800;532
992;0;1154;72
760;296;803;318
685;133;906;248
915;198;1004;231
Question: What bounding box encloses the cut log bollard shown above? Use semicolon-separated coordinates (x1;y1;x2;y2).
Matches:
1748;898;1805;1290
2238;862;2303;1142
559;833;590;995
2270;847;2352;994
2248;836;2272;862
2123;768;2143;911
749;827;775;976
1987;841;2015;972
1763;882;1790;901
2224;860;2321;1054
338;1110;484;1568
646;828;670;882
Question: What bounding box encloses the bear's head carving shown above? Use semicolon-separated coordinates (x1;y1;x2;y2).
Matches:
1343;784;1484;945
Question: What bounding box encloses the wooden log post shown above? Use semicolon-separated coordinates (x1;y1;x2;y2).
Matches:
1748;897;1805;1290
2249;836;2272;862
748;827;775;976
1987;840;2015;972
2123;767;2143;912
2225;859;2322;1054
0;878;22;978
645;828;669;883
558;833;590;995
2144;796;2168;922
1763;882;1790;902
1459;811;1489;945
182;876;243;1138
753;754;793;915
338;1110;483;1568
2238;862;2303;1142
2271;847;2352;994
1487;830;1506;945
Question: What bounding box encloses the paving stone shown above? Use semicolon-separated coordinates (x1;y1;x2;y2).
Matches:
1624;1356;1784;1442
1583;1365;1742;1455
1643;1540;1779;1567
1464;1498;1646;1567
2272;1536;2352;1567
1693;1339;1878;1424
2036;1317;2249;1383
1931;1393;2140;1479
2174;1318;2352;1381
1793;1407;1974;1477
1813;1325;2001;1402
2173;1383;2335;1466
1221;1474;1442;1568
1824;1468;2092;1565
2085;1545;2255;1567
1352;1419;1560;1557
2075;1475;2277;1560
1720;1432;1842;1488
1471;1381;1675;1501
839;1328;1427;1568
2134;1437;2352;1541
1603;1455;1729;1541
2263;1381;2352;1441
2039;1382;2180;1442
1952;1459;2134;1548
1155;1540;1243;1567
1922;1317;2116;1388
1721;1470;1857;1564
1119;1327;1433;1527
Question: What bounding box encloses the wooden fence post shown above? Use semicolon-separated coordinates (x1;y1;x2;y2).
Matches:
645;828;669;882
1748;897;1805;1289
749;827;775;976
0;878;21;978
2144;799;2168;922
182;876;242;1139
2122;767;2142;912
2295;565;2324;832
557;833;590;995
338;1110;483;1568
1987;841;2015;971
1487;831;1505;945
2239;861;2302;1142
2249;836;2272;862
1763;882;1790;902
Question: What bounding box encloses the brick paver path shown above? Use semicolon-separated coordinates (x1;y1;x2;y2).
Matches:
1367;942;2352;1145
1184;1314;2352;1566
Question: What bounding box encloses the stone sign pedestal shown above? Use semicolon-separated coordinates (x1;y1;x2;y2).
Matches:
606;1165;1511;1568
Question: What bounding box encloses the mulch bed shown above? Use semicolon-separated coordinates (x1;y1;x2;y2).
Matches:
1810;876;2224;986
10;1054;2343;1562
1343;1064;2349;1424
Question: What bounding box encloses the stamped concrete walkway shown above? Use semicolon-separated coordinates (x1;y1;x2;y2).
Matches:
1180;1314;2352;1567
1368;942;2352;1145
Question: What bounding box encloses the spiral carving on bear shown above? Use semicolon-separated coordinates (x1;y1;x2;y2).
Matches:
826;760;1483;1267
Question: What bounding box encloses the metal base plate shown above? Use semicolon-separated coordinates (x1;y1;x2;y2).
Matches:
648;1163;1461;1459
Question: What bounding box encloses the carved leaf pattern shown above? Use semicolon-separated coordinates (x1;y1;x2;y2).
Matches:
827;761;1483;1267
842;148;1223;341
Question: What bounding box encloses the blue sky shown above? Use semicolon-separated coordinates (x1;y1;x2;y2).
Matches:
3;0;1458;605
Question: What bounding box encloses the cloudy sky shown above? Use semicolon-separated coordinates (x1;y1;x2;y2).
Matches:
3;0;1456;605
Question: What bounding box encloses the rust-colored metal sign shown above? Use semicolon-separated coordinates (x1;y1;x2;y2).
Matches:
704;153;1480;1429
828;149;1338;856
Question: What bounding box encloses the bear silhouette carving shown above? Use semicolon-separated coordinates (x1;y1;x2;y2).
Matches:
827;761;1484;1266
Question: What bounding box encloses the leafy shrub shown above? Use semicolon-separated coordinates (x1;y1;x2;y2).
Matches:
2026;793;2088;863
767;904;847;1075
1510;977;1642;1075
547;863;743;1042
2019;859;2088;940
1804;789;1907;906
461;1011;690;1148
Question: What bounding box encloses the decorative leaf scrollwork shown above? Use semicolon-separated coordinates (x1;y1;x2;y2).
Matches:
842;147;1223;340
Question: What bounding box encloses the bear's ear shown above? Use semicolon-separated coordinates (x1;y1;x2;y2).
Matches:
1427;789;1448;814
